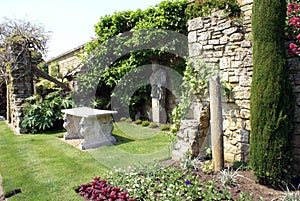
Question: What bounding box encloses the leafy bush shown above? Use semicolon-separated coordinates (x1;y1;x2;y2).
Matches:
77;176;135;201
120;117;128;122
160;125;169;131
135;119;142;125
148;122;158;128
141;121;150;127
125;118;132;123
21;90;74;133
106;164;233;201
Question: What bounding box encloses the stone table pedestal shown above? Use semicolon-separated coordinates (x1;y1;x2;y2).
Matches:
61;107;117;150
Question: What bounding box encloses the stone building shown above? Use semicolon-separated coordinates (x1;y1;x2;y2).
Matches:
46;43;84;81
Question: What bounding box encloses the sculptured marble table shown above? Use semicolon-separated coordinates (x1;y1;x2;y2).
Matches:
61;107;117;150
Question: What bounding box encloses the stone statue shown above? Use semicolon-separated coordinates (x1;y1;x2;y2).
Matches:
149;64;168;123
150;64;167;102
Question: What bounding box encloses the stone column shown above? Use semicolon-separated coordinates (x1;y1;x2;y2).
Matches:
8;44;33;134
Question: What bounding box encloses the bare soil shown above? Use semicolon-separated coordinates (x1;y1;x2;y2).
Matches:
160;159;300;201
196;169;282;200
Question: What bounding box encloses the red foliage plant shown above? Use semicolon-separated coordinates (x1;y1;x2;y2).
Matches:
78;177;135;201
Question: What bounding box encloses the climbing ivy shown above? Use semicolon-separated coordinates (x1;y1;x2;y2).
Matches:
171;59;215;133
185;0;241;20
77;0;240;120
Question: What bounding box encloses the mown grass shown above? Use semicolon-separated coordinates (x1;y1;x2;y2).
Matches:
0;121;171;200
89;122;172;168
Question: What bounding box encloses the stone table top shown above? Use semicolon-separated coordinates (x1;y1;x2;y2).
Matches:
61;107;117;118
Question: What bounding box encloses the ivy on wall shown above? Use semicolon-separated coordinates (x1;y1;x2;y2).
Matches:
185;0;241;20
77;0;240;120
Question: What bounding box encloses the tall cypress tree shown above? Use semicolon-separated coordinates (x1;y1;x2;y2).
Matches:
250;0;295;186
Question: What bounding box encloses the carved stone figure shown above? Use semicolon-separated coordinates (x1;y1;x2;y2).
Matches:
150;64;167;102
149;64;168;123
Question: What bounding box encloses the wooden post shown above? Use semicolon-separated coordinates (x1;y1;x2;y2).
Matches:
209;76;224;171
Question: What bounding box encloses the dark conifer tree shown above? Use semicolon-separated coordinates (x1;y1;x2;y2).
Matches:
250;0;295;186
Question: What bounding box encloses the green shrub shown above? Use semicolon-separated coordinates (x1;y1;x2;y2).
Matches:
148;122;158;128
125;118;132;123
22;90;74;133
160;125;169;131
250;0;295;186
141;120;150;127
135;119;142;125
120;117;127;122
185;0;241;20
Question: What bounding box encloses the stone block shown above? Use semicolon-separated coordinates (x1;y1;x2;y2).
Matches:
204;23;211;28
241;3;253;11
230;33;244;42
197;31;211;41
233;86;251;100
220;57;231;69
213;51;223;58
189;43;203;57
235;100;250;109
225;45;239;52
212;34;223;39
199;40;208;45
188;31;197;43
217;21;232;31
188;18;204;31
229;76;239;83
208;39;220;45
241;41;252;48
239;75;252;86
220;36;229;44
222;27;238;36
224;152;235;162
202;45;214;50
214;45;225;51
240;109;250;119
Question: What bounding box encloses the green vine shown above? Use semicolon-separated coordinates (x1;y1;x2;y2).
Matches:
78;0;238;119
171;59;215;132
171;59;232;133
185;0;241;20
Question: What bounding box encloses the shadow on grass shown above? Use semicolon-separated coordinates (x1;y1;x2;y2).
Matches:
113;134;134;144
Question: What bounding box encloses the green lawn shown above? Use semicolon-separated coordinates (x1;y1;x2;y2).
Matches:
0;121;171;201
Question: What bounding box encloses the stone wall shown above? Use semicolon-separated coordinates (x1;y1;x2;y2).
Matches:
187;0;253;162
289;54;300;175
7;46;33;134
184;0;300;174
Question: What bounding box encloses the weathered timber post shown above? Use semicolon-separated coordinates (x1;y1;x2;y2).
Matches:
209;76;224;171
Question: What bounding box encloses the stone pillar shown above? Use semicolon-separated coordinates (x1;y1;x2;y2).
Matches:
151;98;167;124
209;76;224;171
8;44;33;134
